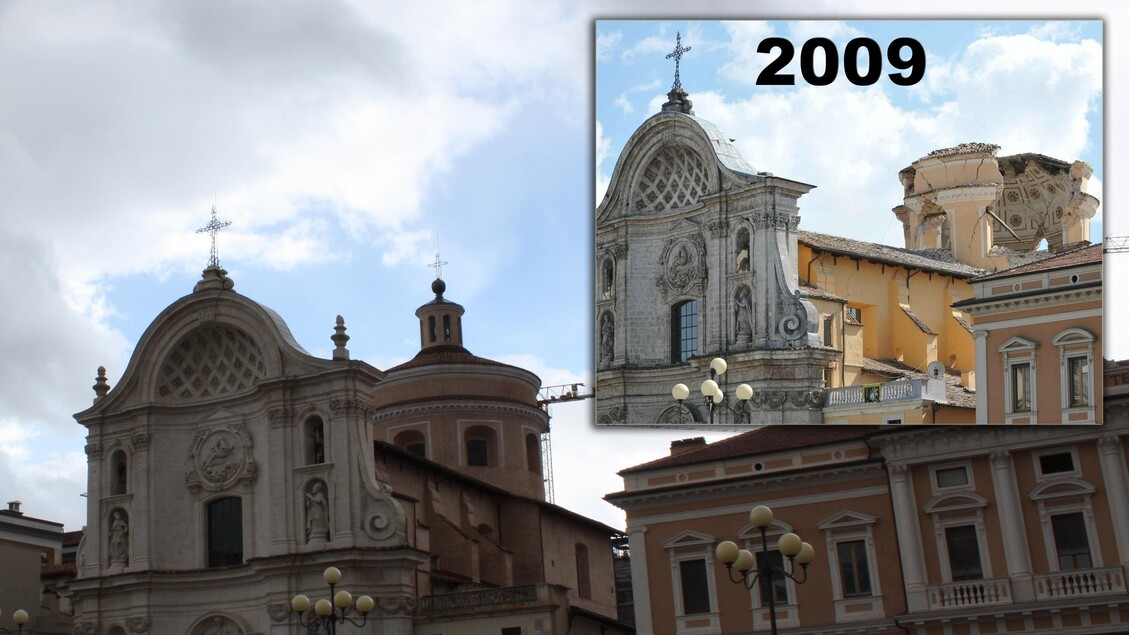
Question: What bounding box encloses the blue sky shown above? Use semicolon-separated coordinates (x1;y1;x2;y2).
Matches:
0;3;1123;534
597;20;1103;247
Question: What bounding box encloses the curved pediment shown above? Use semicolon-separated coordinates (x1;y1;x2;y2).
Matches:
597;111;762;224
1028;477;1095;501
924;492;988;513
76;270;342;418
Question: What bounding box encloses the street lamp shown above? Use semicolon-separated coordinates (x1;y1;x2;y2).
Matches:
715;505;815;635
671;357;754;423
0;609;28;634
290;567;376;634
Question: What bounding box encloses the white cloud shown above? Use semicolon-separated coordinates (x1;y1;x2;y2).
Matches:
615;94;634;114
596;120;612;205
597;30;623;62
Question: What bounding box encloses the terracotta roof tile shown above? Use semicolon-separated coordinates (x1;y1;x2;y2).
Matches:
799;231;984;278
619;426;870;474
385;345;509;372
975;243;1102;281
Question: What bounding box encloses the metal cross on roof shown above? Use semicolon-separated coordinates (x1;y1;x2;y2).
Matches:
196;204;232;268
666;31;691;91
428;251;449;280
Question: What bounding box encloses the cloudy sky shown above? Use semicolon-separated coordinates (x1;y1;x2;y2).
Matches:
0;2;1121;534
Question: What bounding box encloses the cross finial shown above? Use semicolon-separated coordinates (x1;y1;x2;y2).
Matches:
666;32;691;91
196;204;232;268
428;251;448;280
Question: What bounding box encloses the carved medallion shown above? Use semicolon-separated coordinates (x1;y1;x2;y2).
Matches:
186;424;256;492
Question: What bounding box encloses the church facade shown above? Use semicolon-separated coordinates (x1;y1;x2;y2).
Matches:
595;83;1100;425
68;267;628;635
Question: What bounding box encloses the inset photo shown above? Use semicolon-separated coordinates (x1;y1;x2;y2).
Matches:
594;21;1103;425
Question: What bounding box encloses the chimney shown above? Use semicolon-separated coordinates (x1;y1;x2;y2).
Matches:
670;437;707;456
6;500;23;515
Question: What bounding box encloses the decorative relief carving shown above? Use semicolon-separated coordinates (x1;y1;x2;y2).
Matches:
608;243;627;260
329;399;372;417
156;324;266;400
751;210;800;231
598;407;625;425
889;463;910;478
185;423;257;492
85;442;104;458
191;615;244;635
74;623;98;635
130;433;151;449
268;408;292;427
379;596;417;616
989;450;1011;468
707;219;729;238
125;616;151;633
1097;436;1122;452
266;603;291;622
655;234;707;298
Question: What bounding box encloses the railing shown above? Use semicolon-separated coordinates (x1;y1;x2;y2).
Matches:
927;578;1012;610
418;585;542;614
1035;567;1127;600
824;378;946;408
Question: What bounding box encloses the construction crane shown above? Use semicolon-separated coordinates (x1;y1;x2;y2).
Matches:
1106;236;1129;253
536;383;593;503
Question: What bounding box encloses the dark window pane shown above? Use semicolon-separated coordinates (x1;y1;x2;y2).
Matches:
679;559;710;614
1051;512;1092;570
406;443;425;459
1039;452;1075;475
207;497;243;568
756;550;789;605
837;540;872;596
501;628;522;635
944;525;983;581
671;301;699;363
935;467;969;488
823;316;833;346
467;439;488;466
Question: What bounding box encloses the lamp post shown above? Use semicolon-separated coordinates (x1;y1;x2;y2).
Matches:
0;609;28;634
715;505;815;635
671;357;753;423
290;567;376;634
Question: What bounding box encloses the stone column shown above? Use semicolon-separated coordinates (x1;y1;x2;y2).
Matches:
627;524;653;635
129;432;152;570
989;450;1034;601
1097;436;1129;568
888;462;929;611
973;330;989;423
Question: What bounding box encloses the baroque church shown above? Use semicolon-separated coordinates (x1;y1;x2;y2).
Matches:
595;76;1099;425
68;264;630;635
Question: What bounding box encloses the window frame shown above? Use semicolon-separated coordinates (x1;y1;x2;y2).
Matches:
817;510;884;623
1033;447;1081;481
924;492;993;583
660;530;721;631
998;336;1039;422
671;299;699;364
1053;327;1096;422
738;522;801;630
929;460;974;494
1029;477;1103;572
205;496;244;568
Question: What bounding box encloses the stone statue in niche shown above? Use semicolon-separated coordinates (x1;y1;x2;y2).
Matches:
108;510;128;567
734;285;753;344
599;313;614;365
305;481;330;543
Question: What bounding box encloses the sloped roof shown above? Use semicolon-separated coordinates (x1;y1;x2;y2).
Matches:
385;345;510;373
861;358;975;409
974;243;1102;281
619;425;870;475
798;231;984;279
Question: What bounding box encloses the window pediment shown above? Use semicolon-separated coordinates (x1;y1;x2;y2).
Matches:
1029;478;1095;501
998;336;1039;353
925;492;988;514
817;510;878;530
662;529;717;549
1052;327;1095;346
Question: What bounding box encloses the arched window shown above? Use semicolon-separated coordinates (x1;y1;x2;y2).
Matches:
393;429;427;459
525;433;541;473
601;258;615;299
109;449;128;496
428;316;437;342
575;542;592;599
305;416;325;465
443;315;452;341
207;497;243;568
671;300;699;363
464;426;496;467
736;228;750;272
